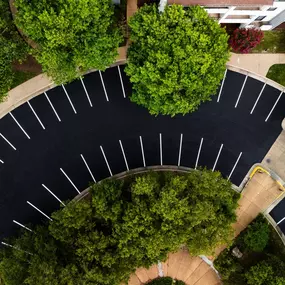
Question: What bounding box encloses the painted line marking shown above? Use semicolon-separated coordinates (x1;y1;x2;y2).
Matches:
265;91;284;122
0;159;3;164
277;216;285;226
42;184;66;206
160;133;163;166
44;92;61;122
27;201;52;221
235;75;248;108
228;152;243;181
212;143;223;171
1;242;33;255
0;133;16;150
195;138;204;170
81;154;96;183
250;83;266;114
80;77;93;107
13;220;33;232
217;69;227;102
117;66;126;98
62;84;77;114
178;133;183;167
99;71;109;102
27;101;45;129
140;136;146;167
100;146;113;176
9;112;30;139
60;168;81;194
119;140;129;171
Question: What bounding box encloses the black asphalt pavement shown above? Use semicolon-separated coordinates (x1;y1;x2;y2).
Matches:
0;65;284;239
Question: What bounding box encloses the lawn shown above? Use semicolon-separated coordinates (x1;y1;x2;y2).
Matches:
266;64;285;86
252;30;285;53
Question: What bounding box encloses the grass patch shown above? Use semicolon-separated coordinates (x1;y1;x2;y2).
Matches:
252;31;285;53
266;64;285;86
11;71;37;90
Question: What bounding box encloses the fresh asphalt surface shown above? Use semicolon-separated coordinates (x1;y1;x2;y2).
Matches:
0;65;284;239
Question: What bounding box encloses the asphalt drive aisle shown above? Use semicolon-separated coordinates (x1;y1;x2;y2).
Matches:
0;65;284;239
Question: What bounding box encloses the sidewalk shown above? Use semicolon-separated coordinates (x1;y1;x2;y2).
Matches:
229;53;285;77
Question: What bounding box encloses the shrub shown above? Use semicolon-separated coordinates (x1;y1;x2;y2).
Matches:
15;0;123;84
229;28;264;54
147;277;185;285
0;1;29;101
0;170;239;285
126;5;229;116
243;215;269;252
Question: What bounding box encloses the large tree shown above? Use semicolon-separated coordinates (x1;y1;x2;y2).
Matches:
126;5;230;116
0;170;239;285
15;0;123;84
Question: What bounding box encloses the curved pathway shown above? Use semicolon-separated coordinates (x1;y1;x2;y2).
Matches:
0;65;284;240
128;250;221;285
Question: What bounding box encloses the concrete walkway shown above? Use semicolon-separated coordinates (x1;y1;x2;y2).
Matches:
229;53;285;77
127;250;221;285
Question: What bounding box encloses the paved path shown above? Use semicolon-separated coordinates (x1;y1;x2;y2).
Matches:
229;53;285;78
128;250;221;285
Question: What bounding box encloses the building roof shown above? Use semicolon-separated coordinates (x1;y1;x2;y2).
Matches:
168;0;274;6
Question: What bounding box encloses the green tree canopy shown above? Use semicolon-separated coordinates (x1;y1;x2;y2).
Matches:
125;5;230;116
0;170;239;285
15;0;123;84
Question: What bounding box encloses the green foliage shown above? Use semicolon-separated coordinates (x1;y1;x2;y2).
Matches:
126;5;229;116
243;215;269;252
0;0;29;100
266;64;285;86
0;170;239;285
245;261;273;285
146;277;185;285
15;0;123;84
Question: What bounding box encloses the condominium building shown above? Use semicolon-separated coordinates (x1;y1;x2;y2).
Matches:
168;0;285;30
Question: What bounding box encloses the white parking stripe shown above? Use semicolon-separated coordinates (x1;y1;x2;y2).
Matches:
217;69;227;102
235;75;248;108
42;184;66;206
1;242;33;255
100;146;113;176
212;143;223;171
117;66;126;98
13;220;33;232
62;84;77;114
99;71;109;102
195;138;203;170
9;112;30;139
27;201;52;221
60;168;81;194
81;154;96;183
140;136;146;167
0;159;3;164
277;216;285;226
80;77;93;107
178;133;183;166
27;101;45;129
0;133;16;150
44;92;61;122
227;152;242;181
250;83;266;114
160;133;163;166
265;91;284;122
119;140;129;171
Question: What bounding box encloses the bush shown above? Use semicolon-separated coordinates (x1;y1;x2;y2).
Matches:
243;215;269;252
15;0;123;84
0;170;239;285
126;5;229;116
229;28;264;54
147;277;185;285
0;1;29;101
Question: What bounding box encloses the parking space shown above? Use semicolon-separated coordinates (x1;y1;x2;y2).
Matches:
0;65;284;240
